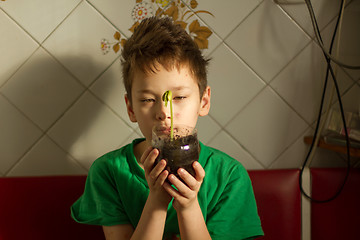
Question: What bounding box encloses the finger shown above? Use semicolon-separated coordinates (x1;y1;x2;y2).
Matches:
193;161;205;182
156;169;169;186
149;159;167;182
177;168;198;191
143;148;159;172
163;180;181;198
140;146;154;164
168;173;192;195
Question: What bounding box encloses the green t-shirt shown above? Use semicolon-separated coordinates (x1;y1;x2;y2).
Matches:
71;138;263;239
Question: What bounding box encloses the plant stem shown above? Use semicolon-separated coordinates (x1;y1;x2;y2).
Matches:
170;98;173;140
162;90;174;141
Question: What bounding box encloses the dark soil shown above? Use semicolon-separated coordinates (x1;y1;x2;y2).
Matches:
154;133;199;181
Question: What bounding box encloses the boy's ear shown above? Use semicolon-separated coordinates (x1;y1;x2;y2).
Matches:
125;94;137;122
199;86;211;117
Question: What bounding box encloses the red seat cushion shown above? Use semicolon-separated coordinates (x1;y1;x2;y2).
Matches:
249;169;301;240
311;168;360;240
0;176;104;240
0;170;304;240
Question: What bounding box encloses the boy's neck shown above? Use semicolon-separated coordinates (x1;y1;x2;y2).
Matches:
133;140;151;169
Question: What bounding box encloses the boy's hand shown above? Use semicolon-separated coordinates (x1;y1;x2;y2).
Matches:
163;161;205;212
141;147;172;208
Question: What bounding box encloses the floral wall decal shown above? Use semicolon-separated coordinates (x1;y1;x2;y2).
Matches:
101;0;214;55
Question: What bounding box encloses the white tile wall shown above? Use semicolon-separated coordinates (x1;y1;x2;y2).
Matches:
270;41;354;125
42;1;119;86
0;9;39;86
0;0;82;43
0;95;43;174
1;0;359;177
279;0;347;37
48;91;133;170
208;43;265;125
87;0;142;39
188;0;262;39
89;59;133;126
7;135;87;176
225;0;311;82
225;87;309;167
1;48;85;130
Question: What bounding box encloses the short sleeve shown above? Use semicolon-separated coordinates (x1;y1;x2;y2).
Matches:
206;165;263;240
71;156;131;226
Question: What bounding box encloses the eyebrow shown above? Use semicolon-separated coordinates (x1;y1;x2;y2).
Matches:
135;86;192;94
172;86;192;91
135;89;154;94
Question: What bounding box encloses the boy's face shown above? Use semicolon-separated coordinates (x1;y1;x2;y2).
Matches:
125;64;211;145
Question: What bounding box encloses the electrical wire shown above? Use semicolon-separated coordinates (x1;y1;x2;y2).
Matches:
305;0;346;167
304;0;360;69
299;0;351;203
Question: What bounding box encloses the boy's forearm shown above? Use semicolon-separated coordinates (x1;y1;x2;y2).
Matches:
131;194;168;240
177;201;212;240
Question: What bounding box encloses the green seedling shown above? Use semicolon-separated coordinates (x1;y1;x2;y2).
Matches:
162;90;174;140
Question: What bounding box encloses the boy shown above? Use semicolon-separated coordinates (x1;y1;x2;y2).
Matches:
71;16;263;240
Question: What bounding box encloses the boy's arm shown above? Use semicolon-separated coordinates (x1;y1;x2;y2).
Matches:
103;224;134;240
102;147;172;240
102;194;169;240
164;161;212;240
177;202;210;240
131;191;169;239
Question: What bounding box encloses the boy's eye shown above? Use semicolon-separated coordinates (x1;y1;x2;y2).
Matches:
140;98;155;103
173;96;186;100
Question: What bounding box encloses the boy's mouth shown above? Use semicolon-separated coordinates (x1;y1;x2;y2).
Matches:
154;125;172;135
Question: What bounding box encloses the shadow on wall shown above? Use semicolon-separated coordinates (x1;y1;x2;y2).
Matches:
0;49;126;176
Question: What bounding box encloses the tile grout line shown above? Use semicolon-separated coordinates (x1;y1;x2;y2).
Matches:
85;0;130;39
0;45;40;90
44;132;91;174
205;114;267;169
267;126;313;169
0;93;47;176
0;0;83;89
39;0;84;46
2;53;89;176
218;82;311;169
31;54;134;172
0;91;44;132
218;0;264;43
269;80;360;168
3;133;44;176
0;7;41;45
216;127;267;169
207;0;324;132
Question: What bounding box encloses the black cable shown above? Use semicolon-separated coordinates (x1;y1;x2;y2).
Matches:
304;0;360;70
299;0;351;203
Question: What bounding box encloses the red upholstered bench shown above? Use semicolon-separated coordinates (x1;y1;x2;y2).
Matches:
0;170;301;240
248;169;301;240
0;176;104;240
311;168;360;240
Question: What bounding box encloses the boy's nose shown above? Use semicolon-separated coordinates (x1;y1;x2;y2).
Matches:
156;102;170;121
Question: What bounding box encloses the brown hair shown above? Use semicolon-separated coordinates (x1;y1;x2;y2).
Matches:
121;16;210;102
